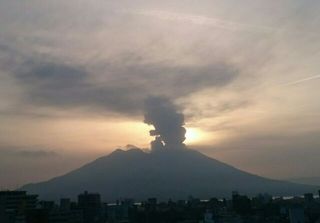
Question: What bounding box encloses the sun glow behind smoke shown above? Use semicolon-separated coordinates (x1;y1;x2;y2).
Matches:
185;127;205;144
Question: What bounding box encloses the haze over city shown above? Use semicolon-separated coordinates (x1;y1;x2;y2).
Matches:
0;0;320;190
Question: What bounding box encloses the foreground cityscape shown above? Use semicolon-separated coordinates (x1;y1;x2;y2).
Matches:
1;190;320;223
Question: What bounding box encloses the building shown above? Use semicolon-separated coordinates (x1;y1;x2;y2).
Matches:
304;193;314;203
0;191;38;223
0;191;38;211
60;199;71;211
289;206;305;223
232;192;251;215
203;210;215;223
78;191;102;223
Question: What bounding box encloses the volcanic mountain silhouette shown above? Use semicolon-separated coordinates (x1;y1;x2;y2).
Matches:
21;97;317;200
21;147;316;201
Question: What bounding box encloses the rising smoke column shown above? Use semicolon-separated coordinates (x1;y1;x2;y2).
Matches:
144;97;186;150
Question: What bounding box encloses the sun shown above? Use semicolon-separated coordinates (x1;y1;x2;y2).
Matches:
185;127;204;144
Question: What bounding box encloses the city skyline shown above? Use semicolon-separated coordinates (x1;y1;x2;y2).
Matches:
1;189;319;223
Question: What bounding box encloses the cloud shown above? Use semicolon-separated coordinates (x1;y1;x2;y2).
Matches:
144;96;186;150
125;9;274;33
0;147;59;159
13;58;238;116
281;74;320;86
16;150;58;158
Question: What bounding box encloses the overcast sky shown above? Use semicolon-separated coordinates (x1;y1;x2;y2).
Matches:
1;0;320;189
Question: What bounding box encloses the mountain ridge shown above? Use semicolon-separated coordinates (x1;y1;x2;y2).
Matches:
21;148;317;201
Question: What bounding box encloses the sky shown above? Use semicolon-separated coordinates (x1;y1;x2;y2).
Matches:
0;0;320;189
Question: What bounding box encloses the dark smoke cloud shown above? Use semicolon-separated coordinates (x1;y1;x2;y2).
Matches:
11;56;237;116
144;97;186;150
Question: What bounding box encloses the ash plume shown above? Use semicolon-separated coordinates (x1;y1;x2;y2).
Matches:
144;97;186;151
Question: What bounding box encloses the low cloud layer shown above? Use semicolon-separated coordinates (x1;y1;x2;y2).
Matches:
0;147;59;158
17;150;58;158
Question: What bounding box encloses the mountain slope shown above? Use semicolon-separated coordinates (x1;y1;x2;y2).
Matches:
287;177;320;186
21;148;317;201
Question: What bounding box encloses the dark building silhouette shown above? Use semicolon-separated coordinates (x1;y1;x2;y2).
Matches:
0;191;37;210
289;206;305;223
39;200;56;210
107;199;134;223
232;191;252;215
60;198;71;211
1;189;320;222
78;191;102;223
31;198;83;223
26;209;48;223
0;191;38;223
304;193;314;203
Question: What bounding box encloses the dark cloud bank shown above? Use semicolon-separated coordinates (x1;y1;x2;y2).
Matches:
12;56;238;116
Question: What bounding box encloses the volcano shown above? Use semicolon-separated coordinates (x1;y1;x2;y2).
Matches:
21;97;318;200
21;147;316;201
